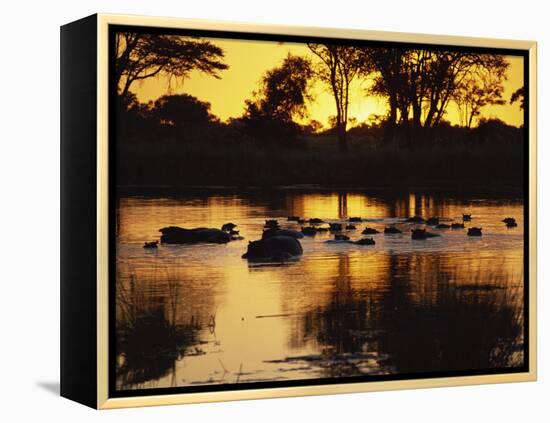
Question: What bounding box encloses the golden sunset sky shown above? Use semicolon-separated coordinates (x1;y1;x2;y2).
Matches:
130;37;525;128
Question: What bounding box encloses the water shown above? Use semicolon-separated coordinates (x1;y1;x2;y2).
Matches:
114;190;524;390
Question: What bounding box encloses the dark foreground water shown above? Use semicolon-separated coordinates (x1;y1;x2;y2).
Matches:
114;190;524;390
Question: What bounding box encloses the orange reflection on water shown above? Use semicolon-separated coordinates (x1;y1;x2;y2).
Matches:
115;191;525;390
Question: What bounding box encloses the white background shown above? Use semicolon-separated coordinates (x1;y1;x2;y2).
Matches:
0;0;546;421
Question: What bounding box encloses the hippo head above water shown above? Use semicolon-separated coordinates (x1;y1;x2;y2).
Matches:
467;227;482;236
411;228;439;239
221;222;237;232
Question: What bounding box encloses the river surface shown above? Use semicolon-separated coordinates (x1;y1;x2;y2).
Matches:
114;190;525;391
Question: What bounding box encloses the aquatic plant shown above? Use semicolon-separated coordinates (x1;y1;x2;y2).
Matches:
115;268;202;387
296;269;523;377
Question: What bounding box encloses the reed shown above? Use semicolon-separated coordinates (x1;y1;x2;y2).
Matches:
115;266;200;387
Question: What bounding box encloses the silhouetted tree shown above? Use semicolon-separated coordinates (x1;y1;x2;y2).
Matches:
151;94;218;141
116;93;158;143
114;32;228;98
454;74;506;128
305;119;323;134
367;48;407;144
299;119;323;135
246;54;313;121
475;118;520;144
510;87;525;110
242;54;313;146
369;49;509;148
409;51;507;144
308;44;370;151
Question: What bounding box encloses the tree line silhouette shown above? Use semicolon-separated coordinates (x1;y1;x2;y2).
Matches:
114;32;524;189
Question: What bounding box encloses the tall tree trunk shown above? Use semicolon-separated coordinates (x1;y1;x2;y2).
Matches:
337;122;348;152
384;93;398;144
398;102;413;150
467;108;476;129
400;112;412;151
411;101;422;147
424;101;437;129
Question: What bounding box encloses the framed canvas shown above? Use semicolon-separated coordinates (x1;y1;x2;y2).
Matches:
60;13;537;409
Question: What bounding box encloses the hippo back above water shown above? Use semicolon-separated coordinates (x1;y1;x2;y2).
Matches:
159;226;232;244
242;236;303;261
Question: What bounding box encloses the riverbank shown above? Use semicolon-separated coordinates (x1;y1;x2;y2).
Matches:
115;140;525;192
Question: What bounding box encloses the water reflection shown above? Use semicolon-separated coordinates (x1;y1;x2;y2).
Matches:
374;272;523;373
115;190;524;389
298;254;387;377
116;275;199;388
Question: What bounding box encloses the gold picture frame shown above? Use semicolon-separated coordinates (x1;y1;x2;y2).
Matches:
60;13;537;409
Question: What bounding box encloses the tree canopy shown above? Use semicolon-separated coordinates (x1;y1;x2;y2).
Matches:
454;73;506;128
510;87;525;110
241;54;314;146
152;94;217;128
245;54;314;123
368;49;509;147
114;33;519;153
308;44;371;151
115;33;229;98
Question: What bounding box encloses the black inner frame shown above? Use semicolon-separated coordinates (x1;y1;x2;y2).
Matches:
107;23;531;399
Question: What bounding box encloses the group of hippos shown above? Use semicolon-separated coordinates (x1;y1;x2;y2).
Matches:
142;214;519;262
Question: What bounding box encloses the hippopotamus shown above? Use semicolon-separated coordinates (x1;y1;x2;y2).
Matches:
354;237;375;245
345;224;357;230
407;216;425;223
411;228;439;240
384;226;402;234
451;222;465;229
362;227;380;235
436;223;451;229
309;218;324;225
325;234;351;244
143;241;158;249
467;227;482;236
463;214;472;221
287;216;301;222
426;217;440;226
242;236;303;261
159;226;232;244
326;234;375;245
221;222;237;232
264;219;279;229
502;217;518;228
262;228;304;239
348;217;362;222
301;226;317;236
329;223;343;231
